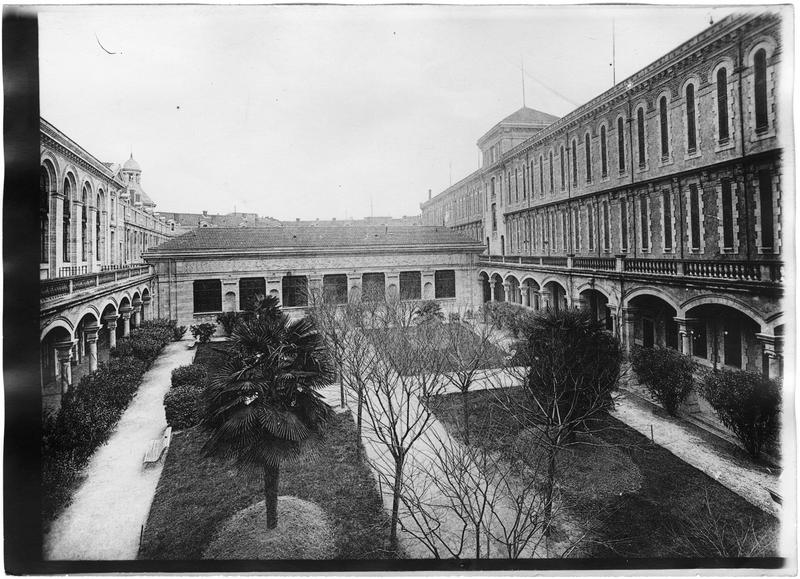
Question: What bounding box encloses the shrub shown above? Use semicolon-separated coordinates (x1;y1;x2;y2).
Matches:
216;312;241;335
702;369;781;458
630;346;696;416
164;384;204;430
190;323;217;344
173;325;188;342
171;364;208;388
413;301;444;325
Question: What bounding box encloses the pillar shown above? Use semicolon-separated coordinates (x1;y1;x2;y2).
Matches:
54;339;75;394
142;296;152;321
674;317;697;357
84;322;100;372
502;282;511;304
756;333;783;378
622;307;638;353
104;314;118;349
120;305;132;337
131;298;142;328
522;285;530;307
489;280;497;302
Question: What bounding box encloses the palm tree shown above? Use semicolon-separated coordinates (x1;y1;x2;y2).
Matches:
203;295;334;530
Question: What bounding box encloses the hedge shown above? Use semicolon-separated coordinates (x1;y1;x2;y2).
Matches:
164;384;204;430
42;319;179;525
171;364;208;388
702;369;781;458
630;346;696;416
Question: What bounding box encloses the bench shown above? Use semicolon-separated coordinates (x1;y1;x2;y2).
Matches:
143;426;173;467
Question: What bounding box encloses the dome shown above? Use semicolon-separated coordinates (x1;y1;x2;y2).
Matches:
123;154;141;172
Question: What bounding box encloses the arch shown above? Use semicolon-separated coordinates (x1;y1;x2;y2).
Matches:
61;164;79;189
745;36;777;66
709;57;735;85
78;305;101;324
681;294;768;329
40;317;75;341
623;286;682;313
502;273;520;284
539;276;567;292
478;270;492;280
119;294;132;308
132;290;141;301
98;296;119;313
575;282;612;301
141;287;151;298
519;274;542;288
678;75;701;99
40;152;61;179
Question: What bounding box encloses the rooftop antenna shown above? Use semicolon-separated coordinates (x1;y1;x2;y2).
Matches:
521;55;526;107
611;18;616;86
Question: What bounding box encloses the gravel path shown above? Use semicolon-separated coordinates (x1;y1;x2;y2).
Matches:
44;339;196;560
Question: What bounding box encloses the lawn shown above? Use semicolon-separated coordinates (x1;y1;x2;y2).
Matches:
427;388;780;559
139;341;396;560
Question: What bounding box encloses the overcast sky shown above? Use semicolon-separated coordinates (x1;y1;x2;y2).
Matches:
39;4;744;221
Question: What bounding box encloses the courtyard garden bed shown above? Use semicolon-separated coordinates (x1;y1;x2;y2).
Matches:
427;387;779;558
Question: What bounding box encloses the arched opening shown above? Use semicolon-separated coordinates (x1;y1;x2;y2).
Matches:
543;280;567;312
479;272;491;304
40;163;55;266
626;293;678;350
506;275;520;305
118;297;131;340
63;173;75;264
522;278;541;310
580;288;612;331
131;292;142;328
490;274;505;302
141;288;151;320
73;312;100;385
223;291;237;312
684;303;761;372
99;303;118;359
41;325;72;388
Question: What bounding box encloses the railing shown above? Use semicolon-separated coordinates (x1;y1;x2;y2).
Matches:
478;254;783;284
625;259;678;275
41;264;153;301
59;265;88;277
573;257;615;271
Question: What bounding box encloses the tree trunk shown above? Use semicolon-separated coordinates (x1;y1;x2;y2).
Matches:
264;463;280;530
462;388;470;445
390;454;404;549
356;384;364;459
544;446;557;537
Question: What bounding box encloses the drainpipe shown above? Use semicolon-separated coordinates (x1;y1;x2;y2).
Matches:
627;95;638;259
737;33;753;261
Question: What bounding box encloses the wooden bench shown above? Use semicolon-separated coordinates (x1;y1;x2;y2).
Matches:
143;426;173;467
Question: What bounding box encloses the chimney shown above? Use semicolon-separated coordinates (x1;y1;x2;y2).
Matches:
428;189;432;200
296;217;300;222
202;210;208;217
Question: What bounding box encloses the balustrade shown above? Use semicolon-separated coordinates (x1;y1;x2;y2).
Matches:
684;260;761;281
41;264;153;301
625;259;678;275
573;257;615;271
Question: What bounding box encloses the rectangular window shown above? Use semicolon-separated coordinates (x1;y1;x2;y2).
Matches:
193;279;222;313
721;179;734;249
686;85;697;153
662;191;673;251
620;199;628;251
588;206;595;251
602;201;610;251
549;151;554;192
514;169;519;202
434;270;456;299
239;277;266;310
522;165;527;199
282;275;309;307
585;133;592;182
491;203;497;232
617;117;626;174
561;211;567;251
362;272;385;302
323;274;348;304
637;108;646;168
572;141;578;187
539;156;544;195
758;169;774;249
399;271;421;301
640;196;650;251
689;184;701;250
573;207;580;252
560;146;566;190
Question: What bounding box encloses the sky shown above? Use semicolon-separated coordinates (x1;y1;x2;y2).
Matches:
38;4;746;221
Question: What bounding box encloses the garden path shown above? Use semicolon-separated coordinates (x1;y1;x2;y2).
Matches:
44;338;196;560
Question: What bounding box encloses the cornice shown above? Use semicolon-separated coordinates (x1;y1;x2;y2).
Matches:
41;130;125;189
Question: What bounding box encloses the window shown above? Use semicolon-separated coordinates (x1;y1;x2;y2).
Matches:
63;178;71;262
95;195;101;257
239;277;266;310
399;271;421;300
640;196;650;251
717;68;730;143
572;207;580;252
587;205;595;251
40;167;50;263
758;169;774;249
530;214;537;252
662;190;673;251
530;161;535;196
491;203;497;232
602;201;610;251
539;155;544;195
559;146;566;190
561;211;567;251
686;84;697;153
659;96;670;160
514;169;519;202
584;133;592;182
323;274;348;304
193;279;222;313
522;164;527;199
81;186;88;259
754;48;768;132
689;184;701;251
620;199;628;251
571;139;578;186
435;270;456;299
491;177;496;199
362;272;385;302
637;107;646;168
721;179;734;249
548;151;554;192
617;117;626;174
282;275;309;307
600;125;608;177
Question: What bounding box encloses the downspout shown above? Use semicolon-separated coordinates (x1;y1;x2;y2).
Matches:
737;33;753;261
627;94;638;259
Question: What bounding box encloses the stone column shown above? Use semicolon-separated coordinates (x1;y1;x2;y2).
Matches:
674;317;696;357
142;296;152;321
756;333;783;378
104;314;119;349
120;305;132;337
84;322;100;372
502;282;511;303
489;280;497;302
54;340;75;394
131;298;143;328
622;307;638;353
522;285;530;307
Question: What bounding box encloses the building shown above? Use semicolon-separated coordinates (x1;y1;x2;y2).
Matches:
39;119;177;406
145;225;484;329
157;210;282;233
420;12;785;379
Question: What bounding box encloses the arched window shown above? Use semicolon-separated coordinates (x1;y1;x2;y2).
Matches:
40;166;50;263
559;145;565;190
584;133;592;182
637;107;646;168
617;117;626;174
571;139;578;187
548;150;554;192
539;155;544;195
754;48;768;132
686;84;697;153
96;193;102;259
659;96;669;159
717;68;730;142
81;185;88;260
62;177;72;262
600;125;608;177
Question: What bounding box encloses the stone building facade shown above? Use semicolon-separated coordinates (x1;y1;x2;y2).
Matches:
145;226;485;329
420;12;786;378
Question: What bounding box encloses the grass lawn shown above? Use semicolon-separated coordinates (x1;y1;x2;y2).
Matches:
139;341;395;560
427;388;779;559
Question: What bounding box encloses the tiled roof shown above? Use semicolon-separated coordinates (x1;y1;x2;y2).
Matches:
499;106;560;126
148;225;483;254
